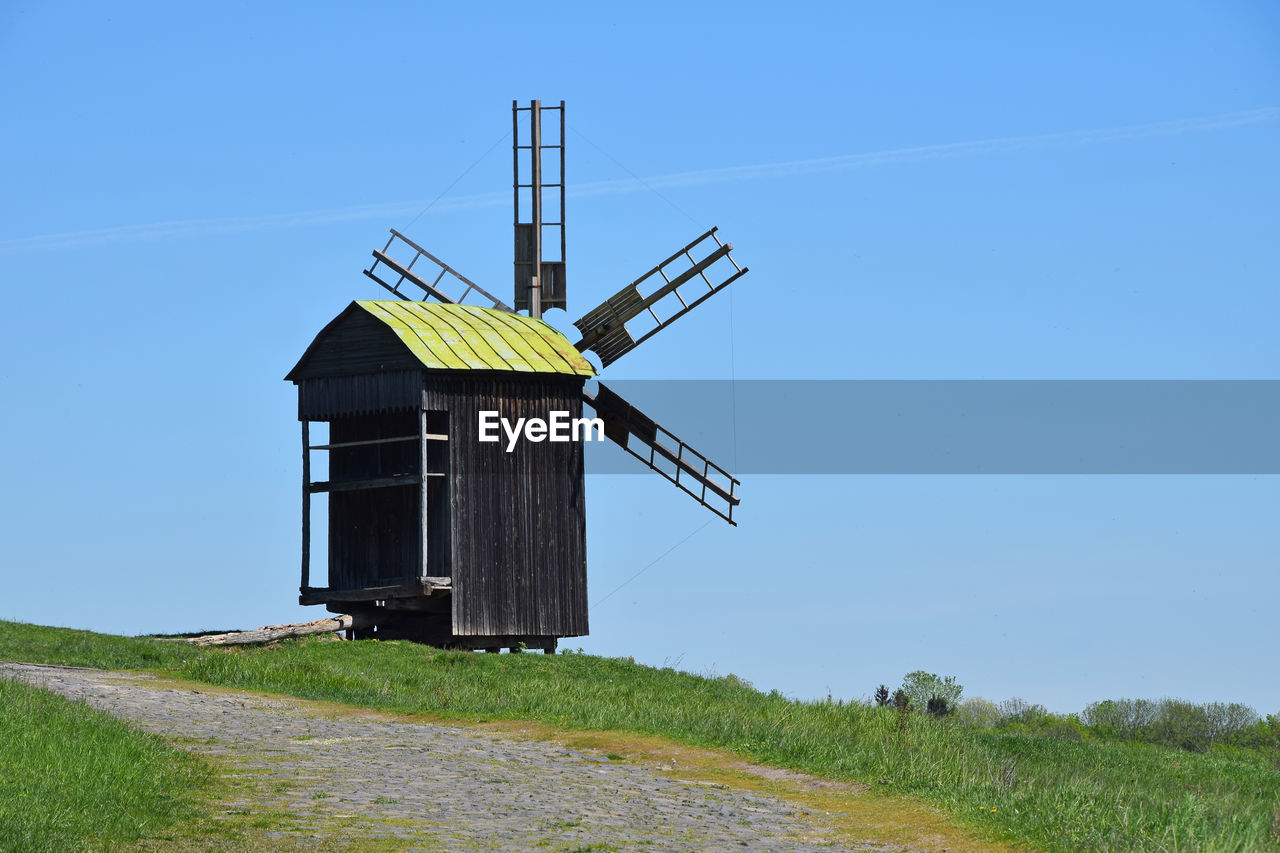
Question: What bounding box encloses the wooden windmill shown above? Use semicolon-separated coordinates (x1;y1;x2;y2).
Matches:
286;101;748;651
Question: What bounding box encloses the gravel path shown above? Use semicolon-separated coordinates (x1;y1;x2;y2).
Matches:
1;662;903;852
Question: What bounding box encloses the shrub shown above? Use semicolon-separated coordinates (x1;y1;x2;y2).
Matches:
957;697;1001;729
1151;699;1216;752
1081;698;1264;753
1227;713;1280;753
1083;697;1161;740
1040;715;1088;741
1205;702;1261;742
900;671;963;712
998;697;1048;727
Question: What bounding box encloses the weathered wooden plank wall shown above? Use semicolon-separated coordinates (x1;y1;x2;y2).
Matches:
295;370;588;639
298;371;421;419
425;374;588;638
292;307;421;378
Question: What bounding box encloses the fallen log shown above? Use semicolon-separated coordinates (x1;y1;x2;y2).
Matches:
185;613;376;646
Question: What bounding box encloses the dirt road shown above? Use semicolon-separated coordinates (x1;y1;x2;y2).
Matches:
2;661;917;851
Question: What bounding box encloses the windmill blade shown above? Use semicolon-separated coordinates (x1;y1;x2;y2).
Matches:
572;227;748;367
364;229;514;312
584;383;740;525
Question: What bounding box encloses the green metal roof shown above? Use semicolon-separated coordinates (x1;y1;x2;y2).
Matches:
355;301;595;376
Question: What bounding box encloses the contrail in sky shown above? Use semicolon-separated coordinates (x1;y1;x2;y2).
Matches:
2;107;1274;256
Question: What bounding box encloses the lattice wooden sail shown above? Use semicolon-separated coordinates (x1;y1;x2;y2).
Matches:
364;229;514;312
584;383;740;525
358;102;750;525
572;228;748;367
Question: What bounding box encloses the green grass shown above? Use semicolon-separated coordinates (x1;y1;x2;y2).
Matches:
178;642;1280;852
3;619;1279;851
0;678;210;852
0;619;201;670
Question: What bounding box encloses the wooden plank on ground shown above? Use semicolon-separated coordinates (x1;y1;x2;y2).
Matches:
185;613;377;646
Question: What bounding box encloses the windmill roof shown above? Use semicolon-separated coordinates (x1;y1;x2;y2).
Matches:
287;301;596;380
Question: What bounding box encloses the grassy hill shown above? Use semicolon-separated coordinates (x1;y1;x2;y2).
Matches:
1;619;1277;851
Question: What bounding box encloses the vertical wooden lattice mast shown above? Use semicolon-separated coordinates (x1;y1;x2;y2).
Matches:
514;100;566;317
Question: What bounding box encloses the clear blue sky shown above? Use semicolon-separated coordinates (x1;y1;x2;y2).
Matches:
1;2;1276;713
